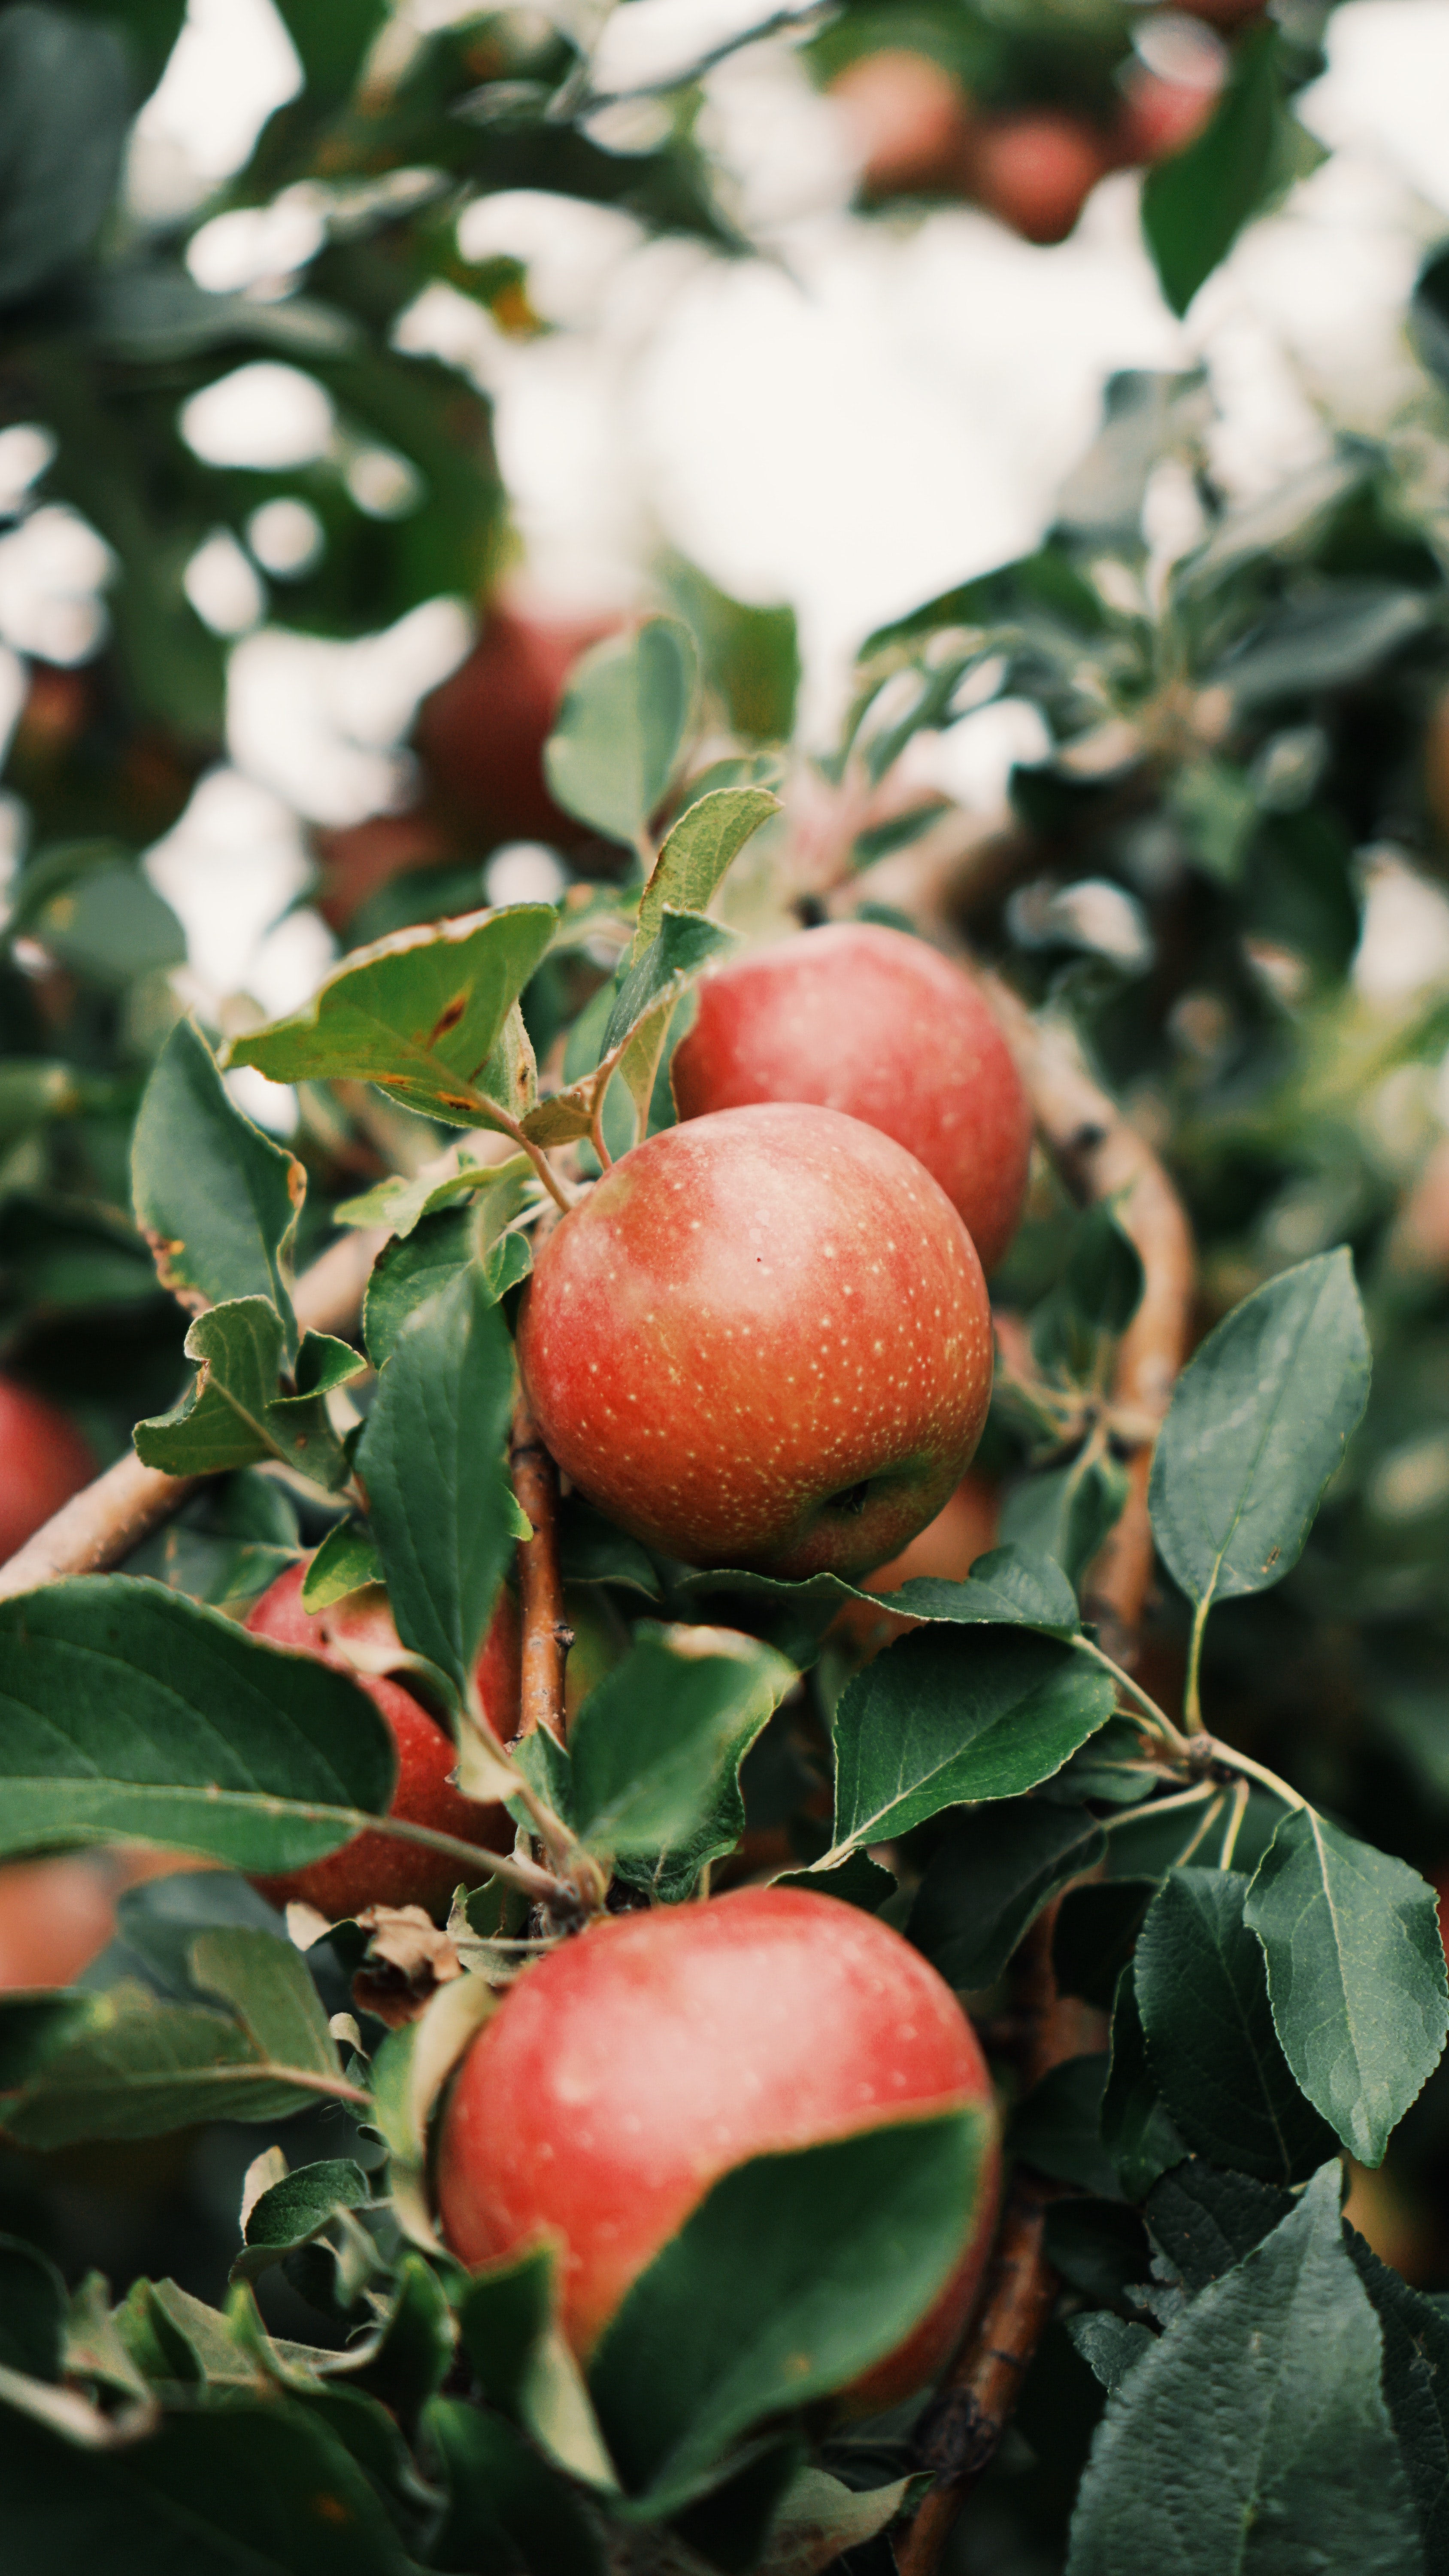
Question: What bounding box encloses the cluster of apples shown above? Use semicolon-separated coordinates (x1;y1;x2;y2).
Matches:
245;921;1024;2402
830;0;1259;245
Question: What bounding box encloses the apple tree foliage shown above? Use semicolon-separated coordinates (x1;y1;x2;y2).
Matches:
3;3;1449;2573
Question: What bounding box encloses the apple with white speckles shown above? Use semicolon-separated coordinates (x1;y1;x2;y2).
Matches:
436;1883;1001;2406
515;1100;993;1579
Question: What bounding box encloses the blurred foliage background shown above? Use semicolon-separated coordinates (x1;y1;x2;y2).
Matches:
6;0;1449;2564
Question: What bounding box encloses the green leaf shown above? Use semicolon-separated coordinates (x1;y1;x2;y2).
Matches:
362;1209;473;1368
1148;1249;1370;1615
0;2389;415;2574
999;1453;1130;1591
24;856;185;984
232;2159;373;2284
830;1628;1116;1853
0;1576;395;1871
603;905;737;1126
455;2243;557;2415
633;786;780;952
774;1850;895;1913
568;1623;795;1871
1011;2057;1120;2197
355;1266;517;1708
1069;2313;1154;2394
131;1018;305;1354
0;2237;65;2380
1101;1965;1188;2202
1054;1880;1156;2010
1064;2165;1422;2575
907;1802;1103;1990
227;907;555;1129
340;1148;535;1242
1141;26;1288;319
1135;1869;1337;2185
1045;2199;1153;2311
1145;2160;1294;2290
869;1543;1082;1636
424;2396;606;2576
0;7;130;308
0;1978;361;2149
190;1926;338;2078
588;2111;990;2506
1243;1808;1449;2165
300;1521;383;1610
133;1298;355;1488
543;617;697;843
1344;2227;1449;2573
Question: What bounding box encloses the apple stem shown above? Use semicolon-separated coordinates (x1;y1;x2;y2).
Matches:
509;1395;573;1752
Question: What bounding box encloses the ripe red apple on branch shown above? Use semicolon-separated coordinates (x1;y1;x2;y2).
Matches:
437;1884;1001;2407
672;923;1032;1274
518;1101;994;1579
244;1561;519;1918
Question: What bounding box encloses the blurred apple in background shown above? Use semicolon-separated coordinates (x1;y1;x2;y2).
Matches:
413;595;619;849
830;49;975;196
0;1375;97;1564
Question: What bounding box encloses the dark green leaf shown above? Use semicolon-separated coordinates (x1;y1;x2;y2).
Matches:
456;2242;556;2415
999;1452;1130;1590
568;1623;795;1868
424;2396;606;2576
773;1850;895;1913
1224;584;1430;704
544;617;697;843
1068;2312;1153;2394
0;2390;414;2574
907;1802;1103;1989
1053;1879;1156;2009
1136;1868;1338;2184
26;858;185;984
830;1628;1116;1852
1064;2165;1422;2575
600;903;735;1061
1;1976;361;2148
1045;2201;1153;2311
1149;1249;1370;1613
362;1209;474;1368
227;906;555;1129
133;1298;354;1487
189;1925;338;2073
589;2113;990;2507
356;1266;517;1707
0;2238;65;2381
1344;2227;1449;2572
1145;2160;1294;2290
131;1018;304;1353
1243;1807;1449;2164
871;1544;1081;1636
1141;27;1287;318
0;8;130;307
0;1577;394;1871
1101;1966;1188;2202
233;2160;373;2284
1011;2057;1119;2197
348;2250;453;2427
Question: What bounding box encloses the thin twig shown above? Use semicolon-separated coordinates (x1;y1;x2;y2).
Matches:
0;1228;385;1599
509;1392;572;1748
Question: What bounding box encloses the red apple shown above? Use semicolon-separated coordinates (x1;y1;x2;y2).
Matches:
0;1376;97;1565
517;1102;993;1580
312;810;458;933
413;600;618;848
968;111;1113;244
243;1559;519;1918
437;1884;1000;2405
829;49;976;197
671;924;1032;1273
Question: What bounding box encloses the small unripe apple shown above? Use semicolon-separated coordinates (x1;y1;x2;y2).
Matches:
437;1885;1000;2405
968;111;1113;244
0;1375;97;1565
671;925;1032;1273
244;1560;519;1919
829;49;975;197
517;1103;993;1580
414;600;618;848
